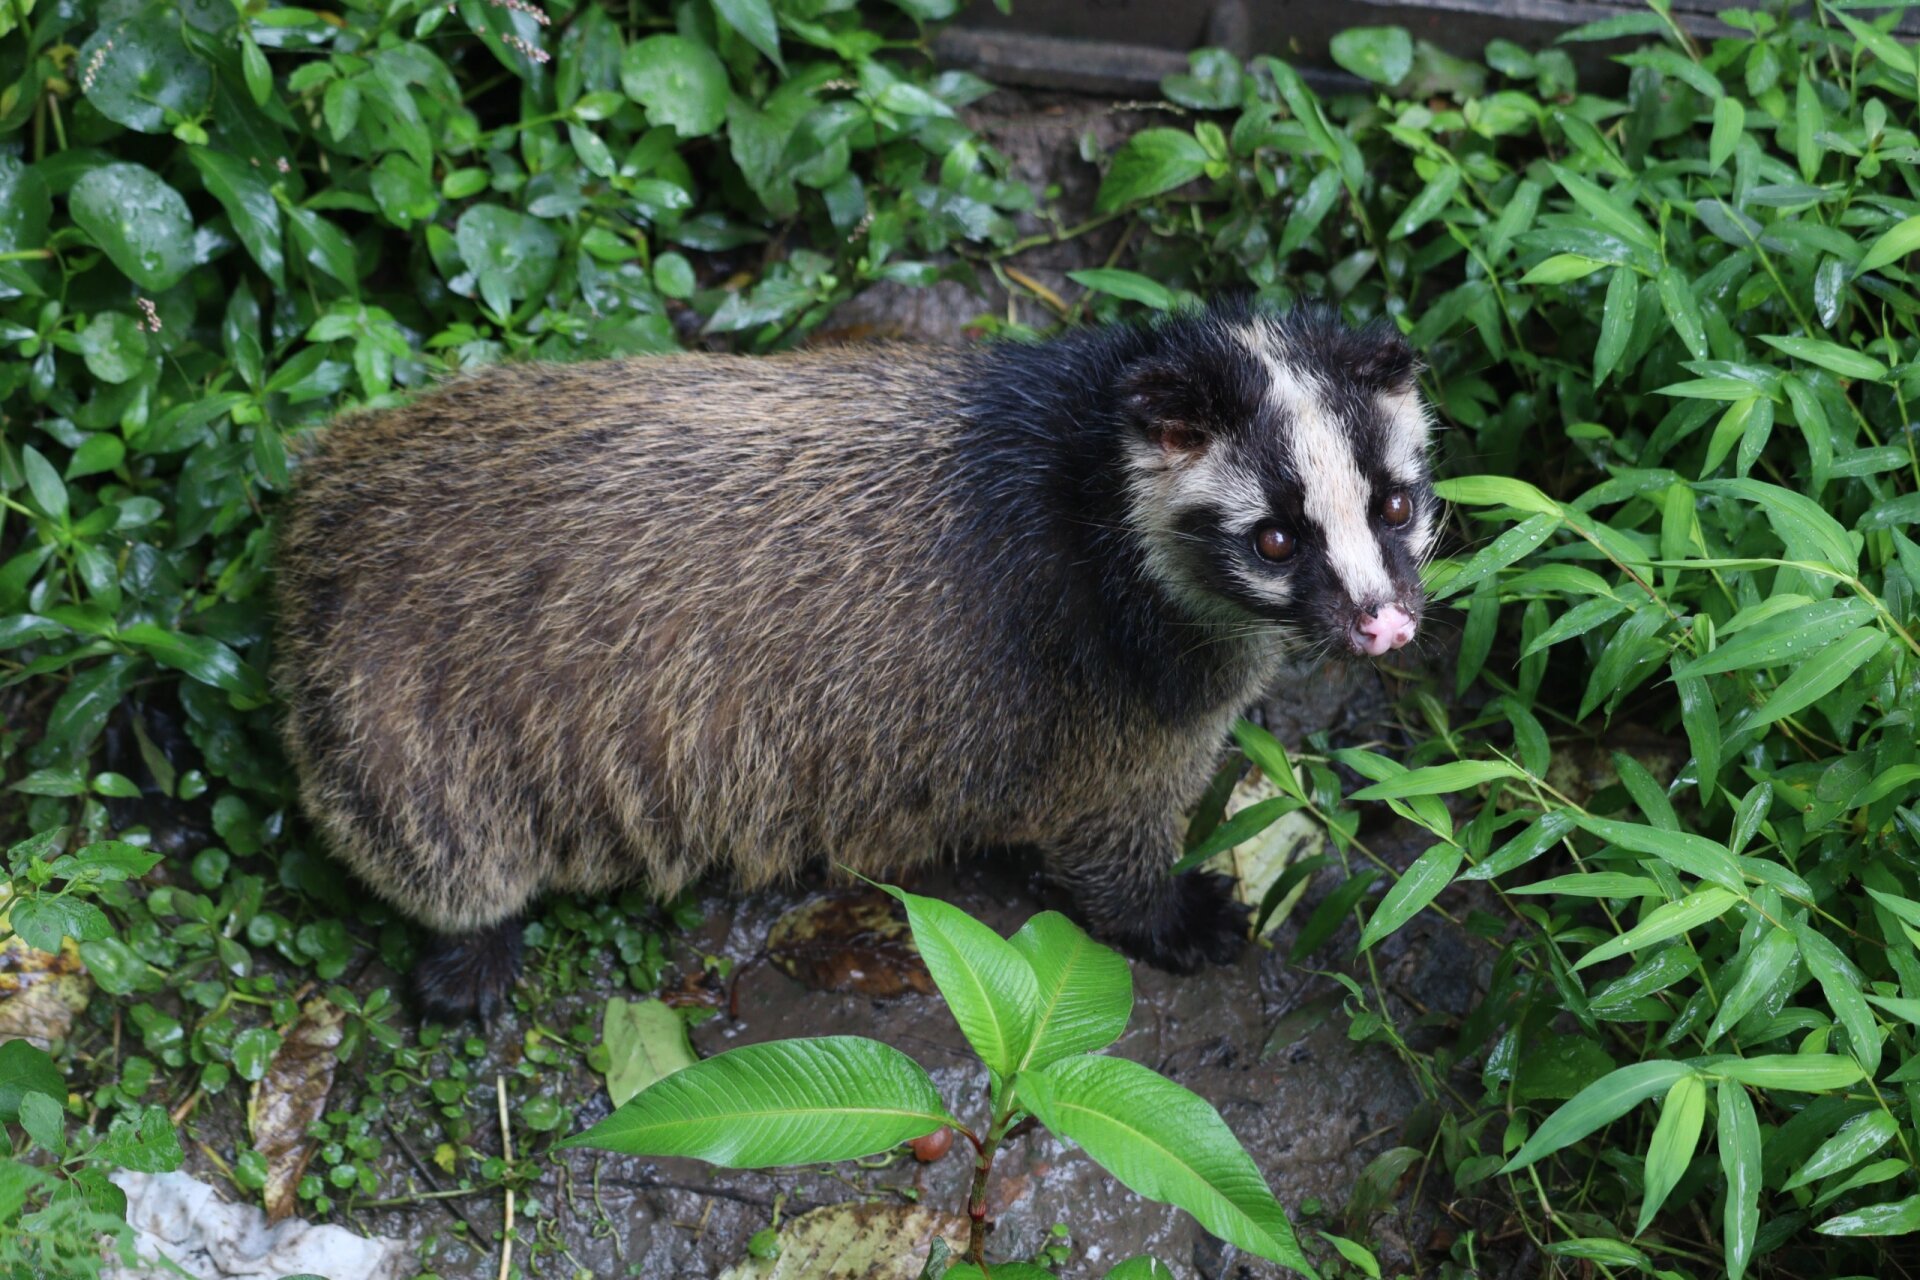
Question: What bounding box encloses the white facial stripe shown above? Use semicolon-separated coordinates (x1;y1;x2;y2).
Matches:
1376;388;1431;486
1242;332;1396;607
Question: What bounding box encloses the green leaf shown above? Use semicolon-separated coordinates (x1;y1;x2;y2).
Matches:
1232;720;1304;800
652;252;696;300
711;0;783;69
1758;334;1887;382
1709;97;1744;172
559;1036;948;1165
1718;1079;1760;1280
1594;267;1637;386
1717;1054;1862;1091
1638;1073;1705;1234
69;163;196;293
189;149;286;287
878;885;1037;1077
1657;267;1709;361
455;205;561;316
1672;598;1875;677
1574;887;1741;970
1705;928;1796;1045
1550;165;1658;252
1021;1055;1312;1273
1097;129;1211;213
1068;268;1175;310
1434;513;1559;599
1349;760;1526;801
0;1040;62;1124
1700;477;1857;574
1785;1111;1897;1191
1797;923;1878;1074
1007;911;1131;1073
1289;870;1380;962
20;444;67;521
1502;1060;1694;1172
601;998;697;1108
1432;475;1558;514
1510;872;1658;898
1358;843;1461;950
1816;1195;1920;1236
1575;818;1743;894
1747;627;1885;728
78;11;212;135
1518;253;1603;285
1103;1259;1178;1280
1328;26;1412;85
621;36;728;137
118;623;269;704
1857;214;1920;276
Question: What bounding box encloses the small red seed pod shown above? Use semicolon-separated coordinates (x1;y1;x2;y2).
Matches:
911;1127;953;1162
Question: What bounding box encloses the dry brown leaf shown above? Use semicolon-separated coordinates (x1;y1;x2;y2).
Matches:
248;998;345;1221
1201;770;1325;936
0;896;93;1049
767;889;932;997
717;1203;968;1280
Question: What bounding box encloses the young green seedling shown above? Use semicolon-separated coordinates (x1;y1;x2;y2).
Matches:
559;887;1315;1277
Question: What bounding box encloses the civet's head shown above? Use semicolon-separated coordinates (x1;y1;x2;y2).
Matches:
1118;303;1438;658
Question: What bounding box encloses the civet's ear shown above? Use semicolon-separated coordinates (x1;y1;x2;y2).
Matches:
1348;320;1421;391
1121;359;1219;456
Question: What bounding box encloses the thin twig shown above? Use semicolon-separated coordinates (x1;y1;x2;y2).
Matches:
497;1076;515;1280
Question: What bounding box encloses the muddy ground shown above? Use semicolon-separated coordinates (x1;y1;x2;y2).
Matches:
332;837;1485;1280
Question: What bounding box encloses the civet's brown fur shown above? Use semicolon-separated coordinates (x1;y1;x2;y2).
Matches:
275;304;1434;1018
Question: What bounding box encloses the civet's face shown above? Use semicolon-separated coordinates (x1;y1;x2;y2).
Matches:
1121;308;1437;658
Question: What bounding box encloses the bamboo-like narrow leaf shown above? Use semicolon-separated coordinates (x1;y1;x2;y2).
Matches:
1784;1111;1898;1191
1705;928;1796;1045
1349;760;1526;801
1574;888;1741;970
1717;1078;1760;1280
1502;1060;1694;1173
1577;817;1743;892
1637;1074;1705;1234
1358;843;1462;950
1799;922;1880;1074
1717;1054;1863;1091
1748;627;1886;728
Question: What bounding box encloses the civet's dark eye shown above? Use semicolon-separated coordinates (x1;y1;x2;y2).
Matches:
1380;490;1413;528
1253;523;1295;563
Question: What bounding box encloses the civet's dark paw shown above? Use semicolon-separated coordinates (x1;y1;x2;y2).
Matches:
412;917;525;1026
1113;871;1250;973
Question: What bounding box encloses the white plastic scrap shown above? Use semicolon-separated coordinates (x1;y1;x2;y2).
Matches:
107;1170;407;1280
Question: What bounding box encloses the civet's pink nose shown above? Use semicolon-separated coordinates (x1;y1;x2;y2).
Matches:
1351;603;1417;657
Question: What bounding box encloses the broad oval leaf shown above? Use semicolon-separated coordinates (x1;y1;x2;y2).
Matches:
68;163;196;293
1008;911;1131;1073
1021;1054;1312;1273
559;1036;950;1166
879;885;1037;1077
